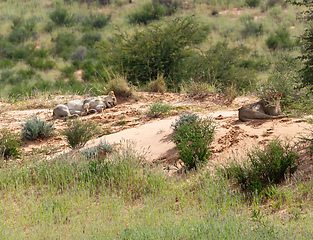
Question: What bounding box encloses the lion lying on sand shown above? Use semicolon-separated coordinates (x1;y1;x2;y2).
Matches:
238;92;283;122
53;91;117;119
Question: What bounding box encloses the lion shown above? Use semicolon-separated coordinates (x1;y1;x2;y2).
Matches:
238;92;283;122
53;91;117;119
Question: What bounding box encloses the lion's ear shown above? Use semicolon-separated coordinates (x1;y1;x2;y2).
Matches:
109;91;114;96
277;92;282;98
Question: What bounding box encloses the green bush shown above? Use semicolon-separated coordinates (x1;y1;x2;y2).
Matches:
82;13;111;29
62;119;98;149
81;32;102;47
21;116;54;140
0;128;21;159
128;2;167;25
265;28;294;50
49;7;75;26
54;33;78;60
82;141;114;159
226;139;299;193
178;42;256;94
147;101;172;118
171;114;216;170
98;16;209;86
27;57;56;70
7;18;36;44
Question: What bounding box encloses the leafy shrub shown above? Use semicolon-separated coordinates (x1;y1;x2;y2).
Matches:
82;13;111;29
49;7;75;26
226;139;299;193
98;16;209;86
266;28;294;50
128;2;166;25
81;32;102;47
0;128;21;159
171;114;216;170
70;46;87;62
1;69;37;85
7;18;36;44
171;112;199;132
147;101;172;118
27;57;56;70
184;42;256;94
54;33;78;60
21;116;54;140
0;59;14;69
62;119;98;149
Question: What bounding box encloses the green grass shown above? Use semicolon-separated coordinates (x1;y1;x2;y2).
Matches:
1;144;313;239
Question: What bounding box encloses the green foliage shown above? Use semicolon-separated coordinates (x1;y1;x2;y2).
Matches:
226;139;299;193
147;101;172;118
62;119;98;149
0;128;21;159
70;46;87;62
49;7;75;26
240;16;263;38
265;28;294;50
98;16;209;86
53;33;78;60
128;2;167;25
179;42;257;94
81;32;102;47
7;18;36;44
171;114;216;170
259;53;302;108
82;13;111;29
21;116;54;140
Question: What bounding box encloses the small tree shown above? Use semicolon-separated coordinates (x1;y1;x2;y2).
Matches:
97;16;209;86
286;0;313;88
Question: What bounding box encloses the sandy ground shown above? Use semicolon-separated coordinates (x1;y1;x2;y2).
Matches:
1;92;312;172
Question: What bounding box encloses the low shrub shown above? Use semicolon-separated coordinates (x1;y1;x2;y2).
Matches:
128;2;167;25
49;7;75;27
225;139;299;193
144;74;167;93
82;13;111;29
54;33;78;60
82;141;114;159
266;28;294;50
81;32;102;47
0;128;21;159
62;119;98;149
105;75;135;98
147;101;172;118
180;79;216;98
70;46;87;62
21;116;54;140
171;114;216;170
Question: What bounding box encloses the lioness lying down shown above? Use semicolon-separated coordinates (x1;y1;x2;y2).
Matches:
53;91;117;119
238;92;283;122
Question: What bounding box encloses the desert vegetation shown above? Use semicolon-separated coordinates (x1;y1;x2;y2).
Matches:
2;0;313;238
